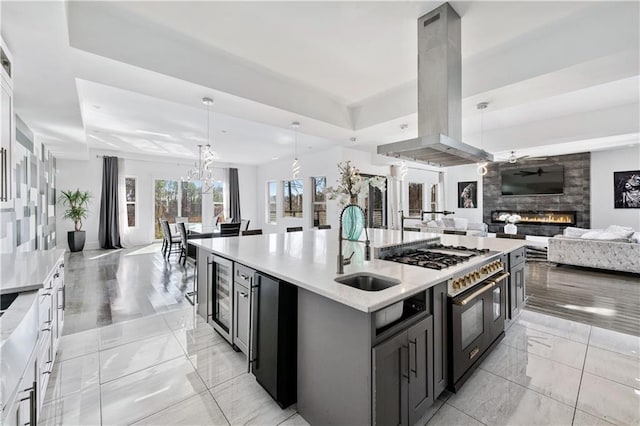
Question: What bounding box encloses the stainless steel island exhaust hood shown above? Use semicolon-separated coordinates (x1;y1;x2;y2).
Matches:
377;3;493;167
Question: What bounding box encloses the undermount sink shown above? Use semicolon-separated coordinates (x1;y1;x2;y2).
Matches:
335;273;401;292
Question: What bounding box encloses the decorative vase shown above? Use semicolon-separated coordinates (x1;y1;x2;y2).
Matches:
68;230;86;252
504;223;517;235
342;205;364;241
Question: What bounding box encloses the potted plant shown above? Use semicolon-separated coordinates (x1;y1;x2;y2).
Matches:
58;189;92;252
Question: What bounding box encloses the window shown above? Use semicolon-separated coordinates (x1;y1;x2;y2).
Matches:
361;174;387;228
283;180;303;218
312;176;326;227
125;177;136;227
408;182;423;217
154;179;179;239
154;179;208;239
211;181;224;224
181;181;203;224
267;181;277;224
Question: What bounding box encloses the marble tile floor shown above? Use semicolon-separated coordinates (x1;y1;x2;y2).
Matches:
42;305;640;425
63;244;193;334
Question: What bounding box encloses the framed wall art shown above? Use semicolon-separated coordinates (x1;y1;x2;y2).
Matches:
458;181;477;208
614;170;640;208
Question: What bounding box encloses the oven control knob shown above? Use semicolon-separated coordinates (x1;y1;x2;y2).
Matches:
474;272;481;280
452;280;460;289
465;275;472;285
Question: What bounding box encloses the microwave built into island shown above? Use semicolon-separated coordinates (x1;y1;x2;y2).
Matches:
190;229;526;425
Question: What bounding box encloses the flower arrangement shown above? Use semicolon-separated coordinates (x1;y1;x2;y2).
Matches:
326;161;386;207
498;213;522;224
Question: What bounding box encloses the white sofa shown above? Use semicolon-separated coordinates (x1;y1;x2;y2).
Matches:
405;217;488;237
548;226;640;274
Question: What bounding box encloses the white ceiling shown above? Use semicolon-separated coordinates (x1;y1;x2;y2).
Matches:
1;1;639;164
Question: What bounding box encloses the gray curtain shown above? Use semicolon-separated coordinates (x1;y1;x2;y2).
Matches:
229;168;241;222
99;156;122;249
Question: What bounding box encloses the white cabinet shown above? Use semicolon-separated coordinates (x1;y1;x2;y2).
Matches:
233;263;255;355
0;40;13;206
36;259;64;404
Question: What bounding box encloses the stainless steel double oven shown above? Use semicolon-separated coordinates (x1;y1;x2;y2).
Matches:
448;267;510;391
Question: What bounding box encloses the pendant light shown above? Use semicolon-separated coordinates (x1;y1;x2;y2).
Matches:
399;124;409;180
291;121;301;179
182;97;217;192
476;102;489;176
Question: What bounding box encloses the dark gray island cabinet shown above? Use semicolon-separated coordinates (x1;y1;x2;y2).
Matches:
297;282;448;426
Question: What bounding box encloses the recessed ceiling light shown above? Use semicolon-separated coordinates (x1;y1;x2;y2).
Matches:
221;130;227;134
272;156;279;160
136;130;171;138
350;137;357;143
93;105;101;109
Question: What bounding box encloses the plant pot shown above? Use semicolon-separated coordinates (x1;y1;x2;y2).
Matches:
68;230;86;252
504;223;517;235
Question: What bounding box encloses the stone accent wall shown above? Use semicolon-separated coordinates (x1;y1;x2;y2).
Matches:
483;152;590;237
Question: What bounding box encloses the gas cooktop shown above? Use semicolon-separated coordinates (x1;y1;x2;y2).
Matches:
380;244;491;270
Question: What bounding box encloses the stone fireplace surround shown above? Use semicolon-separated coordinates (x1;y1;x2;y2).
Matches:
482;152;591;237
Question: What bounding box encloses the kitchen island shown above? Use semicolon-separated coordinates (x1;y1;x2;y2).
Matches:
190;229;526;425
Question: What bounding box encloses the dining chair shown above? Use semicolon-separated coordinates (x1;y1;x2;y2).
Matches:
159;218;167;254
443;230;466;235
242;229;263;236
286;226;303;232
404;227;422;232
176;221;198;304
318;224;331;230
177;222;189;266
161;220;182;259
240;219;250;231
220;222;242;237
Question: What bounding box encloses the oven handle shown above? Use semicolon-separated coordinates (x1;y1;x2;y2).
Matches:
454;273;509;306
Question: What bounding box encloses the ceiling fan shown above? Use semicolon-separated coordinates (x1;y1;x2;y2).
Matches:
497;151;547;163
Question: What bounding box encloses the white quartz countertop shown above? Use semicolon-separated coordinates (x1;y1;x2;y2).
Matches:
0;249;65;295
190;229;526;313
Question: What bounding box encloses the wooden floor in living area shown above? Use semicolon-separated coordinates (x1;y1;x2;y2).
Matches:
525;261;640;336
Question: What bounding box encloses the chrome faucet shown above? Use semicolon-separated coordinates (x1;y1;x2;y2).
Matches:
337;204;371;274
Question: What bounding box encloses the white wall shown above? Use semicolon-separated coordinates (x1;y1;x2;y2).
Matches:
56;150;258;250
590;145;640;230
443;164;484;223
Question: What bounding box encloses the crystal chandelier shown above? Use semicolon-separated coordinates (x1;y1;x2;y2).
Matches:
291;121;300;179
182;97;217;193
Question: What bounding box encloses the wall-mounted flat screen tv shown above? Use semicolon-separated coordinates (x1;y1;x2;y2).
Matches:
501;165;564;195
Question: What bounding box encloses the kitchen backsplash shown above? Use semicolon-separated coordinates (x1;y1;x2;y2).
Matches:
0;115;56;253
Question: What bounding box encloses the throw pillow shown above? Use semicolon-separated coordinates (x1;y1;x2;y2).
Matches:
563;227;591;238
442;217;456;228
605;225;635;239
453;218;469;230
580;231;630;242
631;232;640;244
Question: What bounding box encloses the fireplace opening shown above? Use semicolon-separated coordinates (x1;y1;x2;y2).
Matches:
490;210;577;226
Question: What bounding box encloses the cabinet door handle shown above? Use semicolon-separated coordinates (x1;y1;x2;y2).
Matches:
53;272;59;279
239;292;248;298
409;338;418;377
239;273;250;281
248;281;260;373
401;344;410;383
